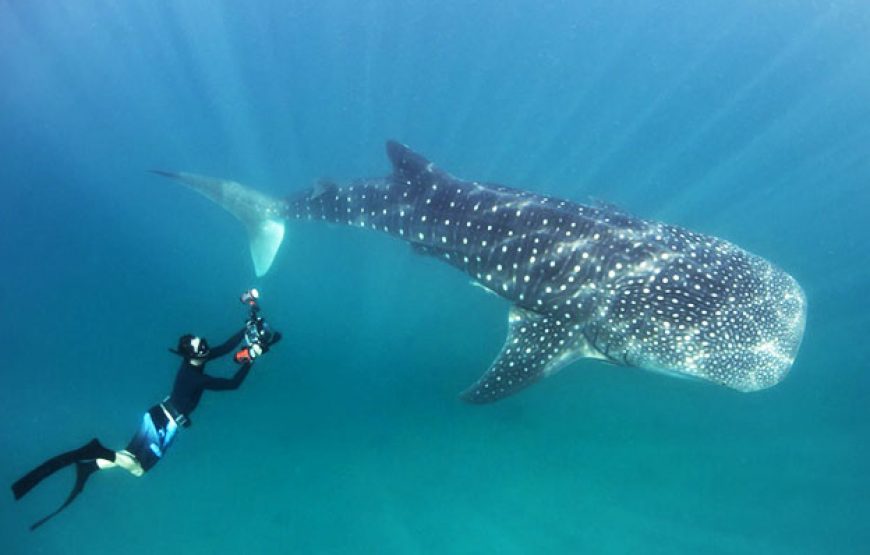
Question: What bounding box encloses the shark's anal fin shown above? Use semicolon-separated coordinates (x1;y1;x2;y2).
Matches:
460;307;587;404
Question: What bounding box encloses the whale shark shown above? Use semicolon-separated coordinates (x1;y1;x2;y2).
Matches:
154;141;806;403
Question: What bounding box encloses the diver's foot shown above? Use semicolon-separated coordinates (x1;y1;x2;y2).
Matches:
114;450;144;477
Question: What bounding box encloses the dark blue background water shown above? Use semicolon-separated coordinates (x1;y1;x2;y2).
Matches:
2;1;868;553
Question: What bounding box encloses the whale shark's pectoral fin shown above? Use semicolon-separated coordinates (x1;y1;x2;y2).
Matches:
460;307;585;404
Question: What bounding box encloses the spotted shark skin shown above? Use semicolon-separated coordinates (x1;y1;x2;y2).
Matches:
156;141;807;403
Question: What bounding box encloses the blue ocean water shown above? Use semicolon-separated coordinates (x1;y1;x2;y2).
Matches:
2;0;868;552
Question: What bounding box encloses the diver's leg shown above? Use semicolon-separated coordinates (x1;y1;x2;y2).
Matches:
97;450;143;476
121;408;164;476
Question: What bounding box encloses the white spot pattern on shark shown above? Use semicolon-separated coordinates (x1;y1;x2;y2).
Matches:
154;141;806;403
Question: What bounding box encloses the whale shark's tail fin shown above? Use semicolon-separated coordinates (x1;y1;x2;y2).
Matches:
150;171;286;276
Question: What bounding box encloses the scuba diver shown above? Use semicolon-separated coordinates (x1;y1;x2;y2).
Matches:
11;289;281;530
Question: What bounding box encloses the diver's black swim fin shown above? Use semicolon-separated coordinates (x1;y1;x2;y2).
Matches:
29;460;99;530
12;438;114;500
12;438;114;530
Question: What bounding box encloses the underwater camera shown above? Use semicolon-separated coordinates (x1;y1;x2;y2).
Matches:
234;289;272;364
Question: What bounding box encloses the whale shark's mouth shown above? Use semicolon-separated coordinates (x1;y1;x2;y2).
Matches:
576;243;808;393
737;271;807;391
666;264;807;392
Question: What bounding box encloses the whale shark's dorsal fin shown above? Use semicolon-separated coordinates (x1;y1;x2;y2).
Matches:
386;140;445;187
312;178;339;199
150;170;285;276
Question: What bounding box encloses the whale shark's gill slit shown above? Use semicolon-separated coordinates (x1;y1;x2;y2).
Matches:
580;324;618;366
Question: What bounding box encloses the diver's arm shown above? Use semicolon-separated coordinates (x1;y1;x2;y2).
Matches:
207;328;246;359
201;362;253;391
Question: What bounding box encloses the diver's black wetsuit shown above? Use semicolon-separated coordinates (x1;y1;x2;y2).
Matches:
124;328;252;473
168;328;251;417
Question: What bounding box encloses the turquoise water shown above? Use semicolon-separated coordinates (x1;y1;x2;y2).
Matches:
2;1;869;553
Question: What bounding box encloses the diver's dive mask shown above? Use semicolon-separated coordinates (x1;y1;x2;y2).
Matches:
173;334;210;360
189;336;210;359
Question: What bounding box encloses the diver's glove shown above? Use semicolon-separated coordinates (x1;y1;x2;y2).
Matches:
261;331;282;353
234;343;263;364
